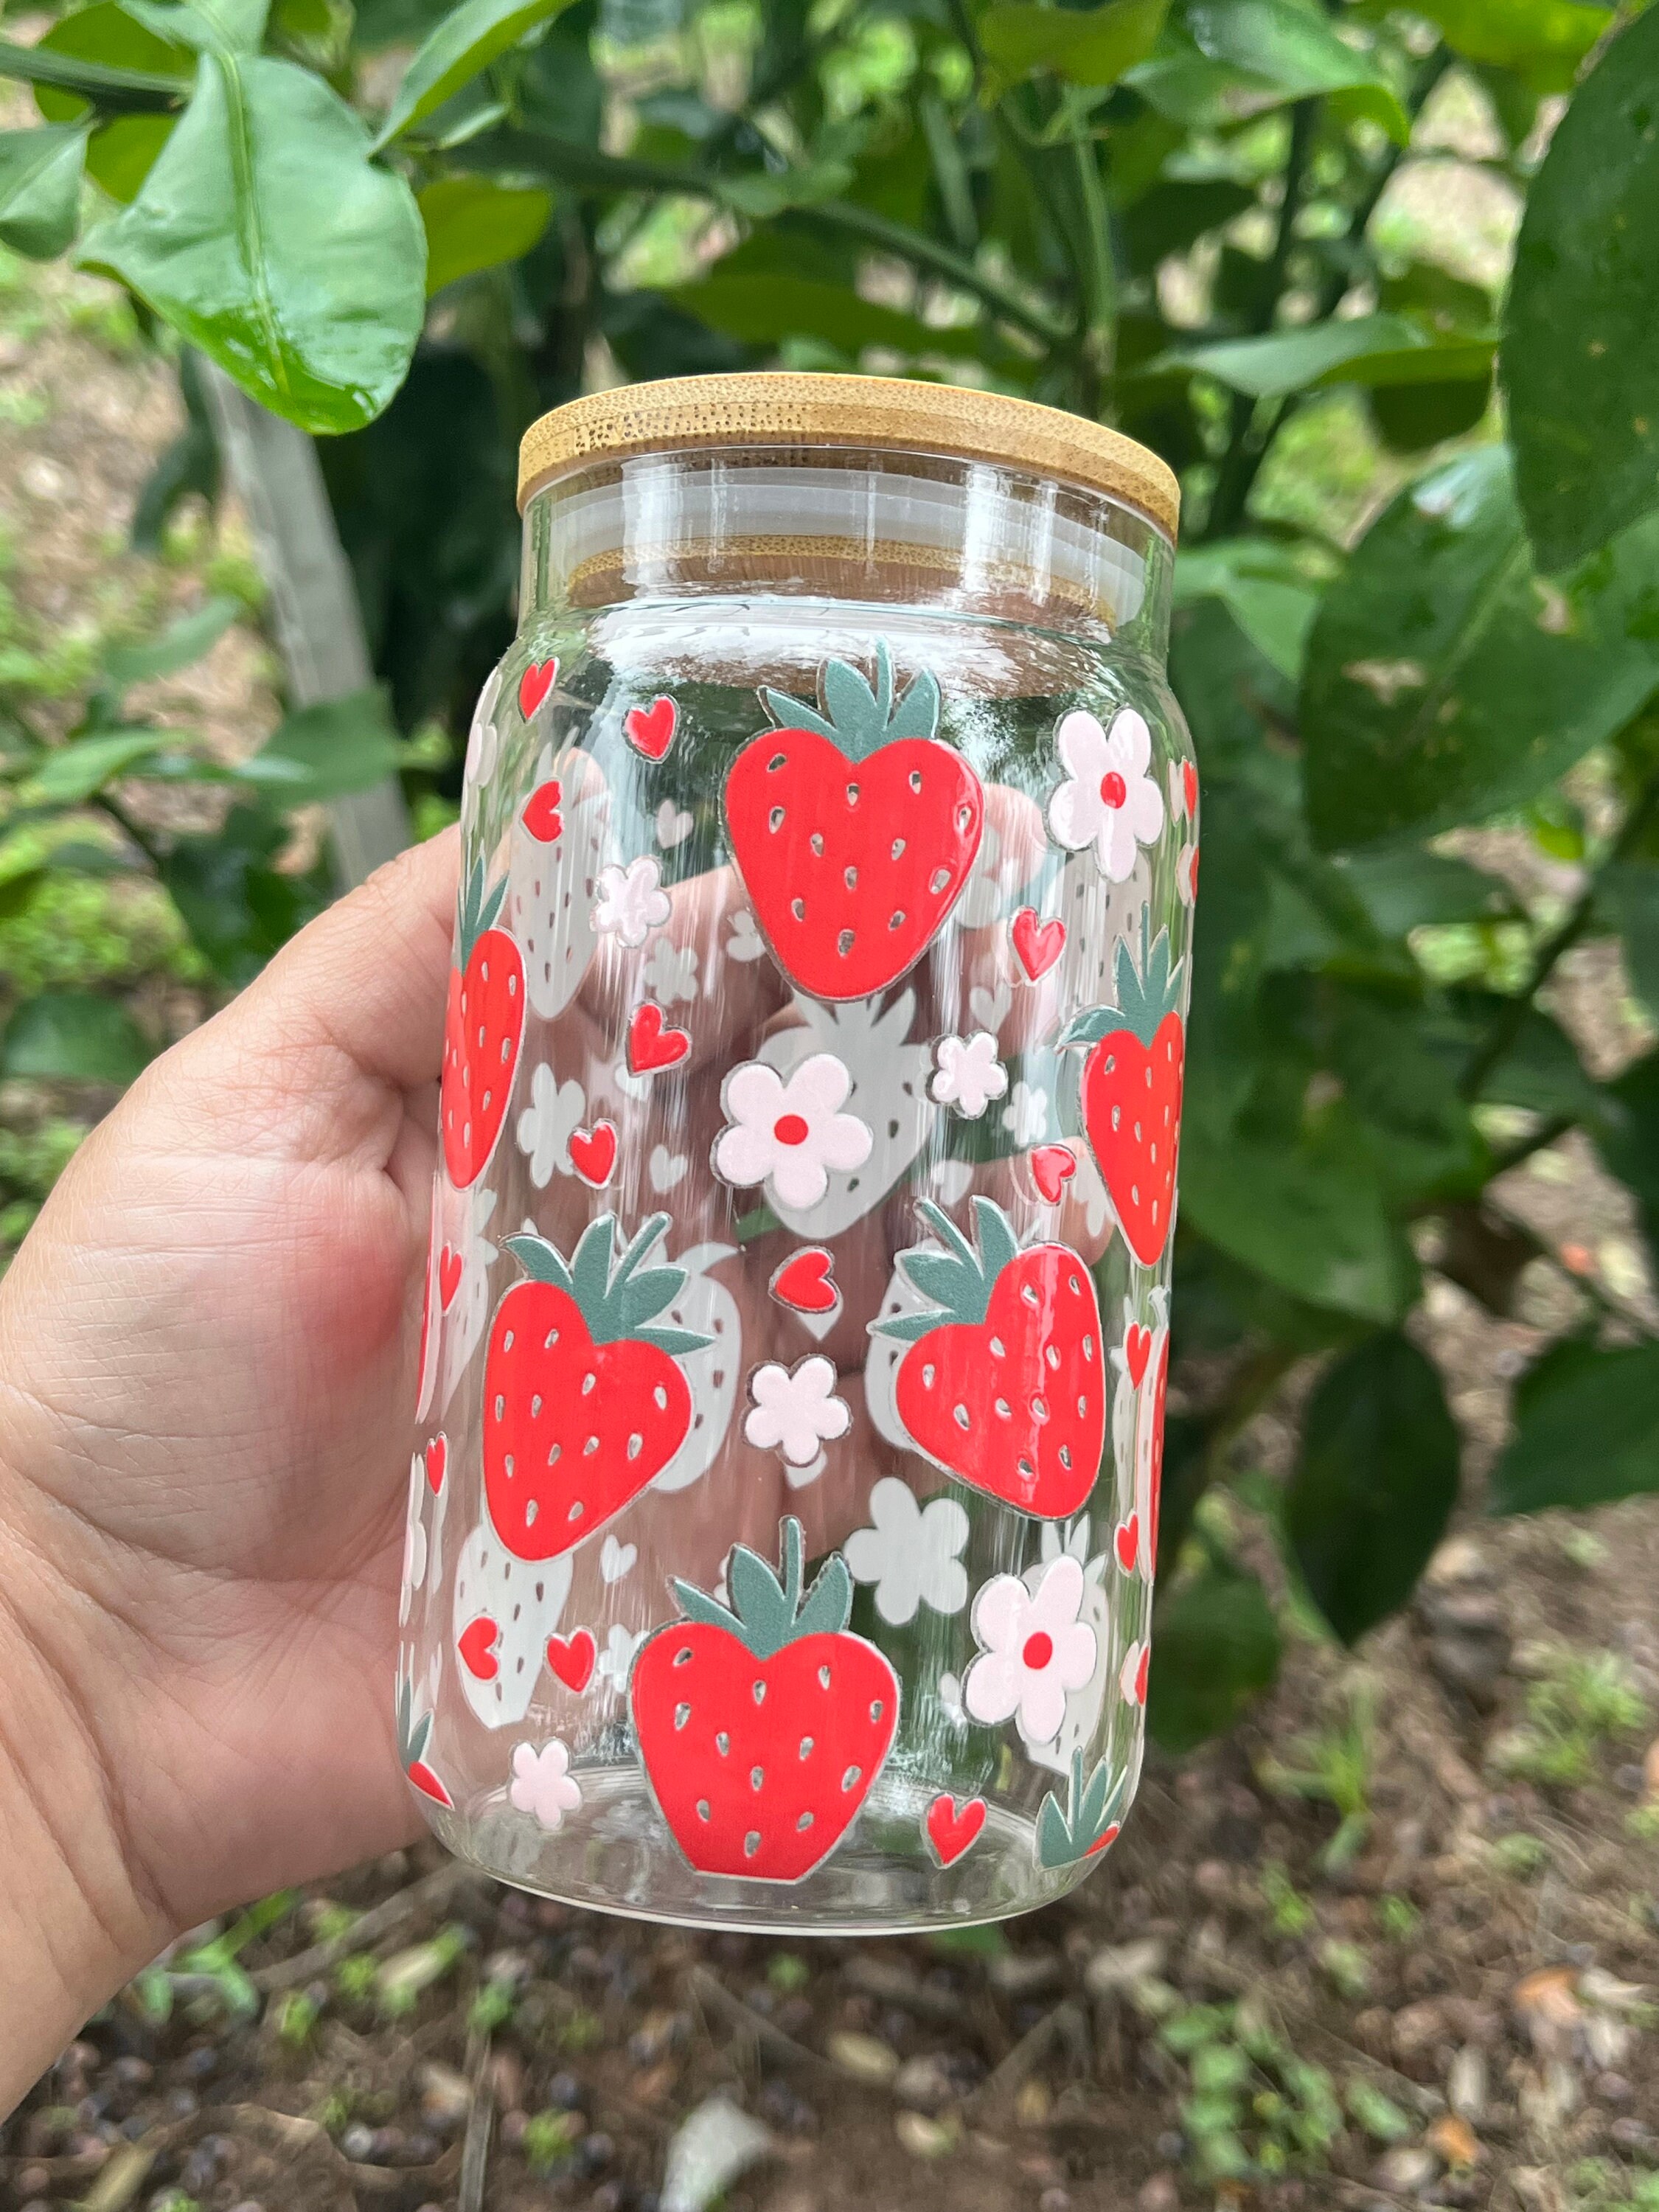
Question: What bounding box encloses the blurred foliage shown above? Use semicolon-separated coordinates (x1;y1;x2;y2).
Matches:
1;0;1658;1741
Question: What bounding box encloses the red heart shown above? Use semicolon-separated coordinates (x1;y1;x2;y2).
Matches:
438;1244;463;1310
1011;905;1065;981
627;1001;691;1074
1086;1823;1121;1859
1114;1514;1138;1574
568;1120;618;1189
771;1247;838;1314
424;1434;447;1495
518;659;557;719
458;1615;500;1681
1124;1323;1152;1390
1183;760;1199;820
625;695;677;762
1029;1144;1077;1204
546;1627;597;1693
1131;1645;1150;1704
521;779;563;843
925;1792;987;1868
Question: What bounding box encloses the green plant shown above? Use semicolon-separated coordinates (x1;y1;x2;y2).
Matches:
1258;1861;1315;1941
1;0;1658;1735
1256;1680;1377;1872
1161;2000;1343;2180
274;1989;321;2047
1374;1893;1419;1943
1493;1649;1650;1789
523;2108;582;2176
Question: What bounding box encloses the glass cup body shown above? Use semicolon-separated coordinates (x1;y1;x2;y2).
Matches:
399;440;1195;1933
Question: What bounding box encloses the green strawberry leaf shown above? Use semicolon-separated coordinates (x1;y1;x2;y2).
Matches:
501;1231;574;1293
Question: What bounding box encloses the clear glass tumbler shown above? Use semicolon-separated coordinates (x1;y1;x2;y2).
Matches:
399;374;1193;1932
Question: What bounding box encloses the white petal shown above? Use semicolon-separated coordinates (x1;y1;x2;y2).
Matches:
1108;708;1152;776
1019;1670;1068;1745
1126;775;1166;846
1056;709;1108;780
724;1059;787;1130
714;1122;776;1189
971;1571;1029;1658
1047;776;1100;855
964;1649;1022;1725
815;1109;874;1172
770;1147;831;1211
1054;1620;1099;1691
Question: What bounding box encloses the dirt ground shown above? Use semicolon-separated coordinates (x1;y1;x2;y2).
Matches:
1;142;1658;2212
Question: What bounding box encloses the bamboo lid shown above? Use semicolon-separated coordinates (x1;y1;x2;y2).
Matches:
518;374;1179;539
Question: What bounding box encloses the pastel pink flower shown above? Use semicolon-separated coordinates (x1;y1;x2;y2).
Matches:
713;1051;872;1211
963;1554;1098;1745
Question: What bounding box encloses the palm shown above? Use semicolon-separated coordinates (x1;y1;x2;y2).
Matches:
0;835;459;1930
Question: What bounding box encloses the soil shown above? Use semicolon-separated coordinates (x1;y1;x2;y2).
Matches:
1;107;1657;2212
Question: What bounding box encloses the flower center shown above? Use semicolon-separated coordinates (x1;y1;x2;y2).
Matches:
1022;1630;1054;1672
773;1113;810;1147
1099;771;1127;809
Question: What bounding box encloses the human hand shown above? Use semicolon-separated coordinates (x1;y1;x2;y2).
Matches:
0;829;461;2109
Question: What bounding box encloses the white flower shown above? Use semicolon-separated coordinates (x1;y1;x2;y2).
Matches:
726;907;765;962
462;666;503;796
1001;1077;1049;1147
937;1670;967;1728
641;936;699;1005
713;1052;872;1212
1047;707;1165;884
508;1738;582;1830
844;1477;970;1626
742;1354;852;1467
930;1031;1009;1119
963;1554;1098;1746
515;1062;585;1189
594;855;669;947
1120;1638;1150;1708
400;1455;428;1624
596;1623;640;1688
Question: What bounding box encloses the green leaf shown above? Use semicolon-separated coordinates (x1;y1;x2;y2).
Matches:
374;0;577;149
1489;1337;1659;1514
0;125;88;258
160;801;325;983
122;0;272;53
1410;0;1609;91
1598;860;1659;1020
82;55;426;436
1301;445;1659;851
32;1;195;198
419;174;551;293
1179;0;1409;140
1503;7;1659;573
27;728;168;804
1;990;153;1083
1147;1558;1281;1752
1180;1126;1414;1321
1166;313;1490;399
1175;540;1320;681
979;0;1169;88
1333;849;1513;936
103;594;240;688
1286;1330;1460;1644
670;270;987;364
237;686;406;802
1592;1048;1659;1258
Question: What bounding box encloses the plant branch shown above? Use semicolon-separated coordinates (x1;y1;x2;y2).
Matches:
94;791;165;872
1460;762;1659;1102
0;35;184;112
1068;105;1116;408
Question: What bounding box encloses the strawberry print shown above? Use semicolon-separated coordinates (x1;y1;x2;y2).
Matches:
509;743;611;1021
396;1669;453;1809
872;1197;1106;1521
723;643;984;1001
1111;1290;1169;1585
483;1214;712;1562
630;1517;900;1882
441;857;525;1189
647;1239;742;1497
453;1519;574;1729
1060;922;1186;1269
1034;1748;1130;1869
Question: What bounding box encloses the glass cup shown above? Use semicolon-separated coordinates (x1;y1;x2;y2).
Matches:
399;374;1193;1932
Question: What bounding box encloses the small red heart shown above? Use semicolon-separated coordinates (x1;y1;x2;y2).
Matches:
925;1792;987;1868
625;695;676;762
521;779;563;843
518;659;557;719
1114;1514;1139;1574
1011;905;1065;981
1183;759;1199;820
1029;1144;1077;1204
406;1760;453;1809
1086;1823;1121;1859
771;1246;838;1314
627;1001;691;1074
546;1627;597;1693
458;1615;500;1681
438;1245;463;1310
1132;1645;1150;1704
424;1434;447;1495
568;1120;618;1188
1124;1323;1152;1390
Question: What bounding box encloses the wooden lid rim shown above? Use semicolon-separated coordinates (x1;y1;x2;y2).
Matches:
516;373;1179;538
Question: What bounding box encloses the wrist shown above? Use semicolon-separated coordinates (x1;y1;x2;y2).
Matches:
0;1507;169;2113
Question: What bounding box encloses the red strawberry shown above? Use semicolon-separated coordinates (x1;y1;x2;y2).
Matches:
484;1213;711;1562
874;1197;1105;1520
631;1517;898;1882
440;858;525;1189
1060;924;1185;1268
396;1672;453;1810
724;644;983;1001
